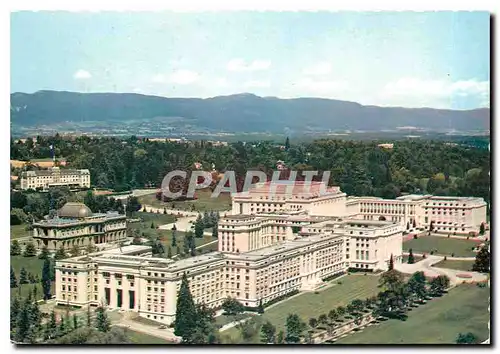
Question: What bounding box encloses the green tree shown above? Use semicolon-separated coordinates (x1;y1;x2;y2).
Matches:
19;267;28;285
54;246;67;260
276;330;285;344
10;297;20;333
407;249;415;264
479;222;485;235
308;318;318;329
318;313;328;326
194;214;204;238
285;136;290;151
237;318;261;343
58;316;67;336
14;298;31;342
87;307;92;327
260;321;276;344
174;273;197;342
257;299;264;314
328;309;338;323
41;258;52;300
379;269;404;293
172;228;177;247
212;223;218;238
73;314;79;330
167;246;172;258
429;275;450;296
10;240;21;256
456;332;478;344
46;311;57;340
23;241;37;257
472;245;490;273
388;254;394;270
285;313;306;343
150;221;155;229
33;284;38;300
222;297;245;315
69;244;80;257
406;271;427;302
38;245;50;259
95;306;111;332
10;267;18;288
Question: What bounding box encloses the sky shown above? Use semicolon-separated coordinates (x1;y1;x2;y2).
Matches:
10;11;490;109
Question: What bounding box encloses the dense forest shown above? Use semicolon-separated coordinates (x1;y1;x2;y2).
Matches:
10;135;490;206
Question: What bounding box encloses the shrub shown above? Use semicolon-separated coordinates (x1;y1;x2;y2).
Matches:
413;235;418;239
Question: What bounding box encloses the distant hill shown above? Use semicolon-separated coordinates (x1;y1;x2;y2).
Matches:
10;90;490;133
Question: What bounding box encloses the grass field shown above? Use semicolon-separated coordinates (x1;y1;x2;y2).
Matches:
11;224;30;239
130;212;177;226
335;284;490;344
123;328;174;344
11;255;54;301
403;236;478;257
222;274;382;343
138;189;232;212
433;259;475;272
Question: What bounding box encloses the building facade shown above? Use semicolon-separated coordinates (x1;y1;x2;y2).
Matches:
55;181;405;325
33;202;127;251
346;194;487;235
20;167;90;190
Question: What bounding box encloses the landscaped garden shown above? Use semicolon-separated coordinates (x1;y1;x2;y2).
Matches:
432;259;475;272
403;236;479;257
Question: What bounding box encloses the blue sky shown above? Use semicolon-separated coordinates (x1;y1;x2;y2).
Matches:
11;11;490;109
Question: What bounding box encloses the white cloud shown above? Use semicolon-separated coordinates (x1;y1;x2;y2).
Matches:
303;62;332;76
73;69;91;80
214;78;230;87
227;59;271;72
244;80;271;88
169;70;199;85
151;74;166;83
379;78;490;108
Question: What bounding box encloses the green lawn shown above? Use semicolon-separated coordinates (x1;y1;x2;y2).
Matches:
123;328;174;344
11;224;30;239
403;236;478;257
138;189;232;212
433;259;475;272
335;284;490;344
222;274;382;343
11;255;53;301
128;212;218;256
130;211;177;225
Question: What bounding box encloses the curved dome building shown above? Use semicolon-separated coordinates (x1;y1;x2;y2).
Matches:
33;202;127;251
58;202;93;219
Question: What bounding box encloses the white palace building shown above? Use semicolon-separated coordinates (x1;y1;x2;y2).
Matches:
54;181;487;325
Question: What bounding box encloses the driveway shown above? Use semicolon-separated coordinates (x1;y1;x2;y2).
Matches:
395;255;488;285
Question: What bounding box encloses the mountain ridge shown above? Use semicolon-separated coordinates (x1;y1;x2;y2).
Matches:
10;90;490;133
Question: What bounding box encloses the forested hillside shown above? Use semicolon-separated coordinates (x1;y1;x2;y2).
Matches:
11;135;490;207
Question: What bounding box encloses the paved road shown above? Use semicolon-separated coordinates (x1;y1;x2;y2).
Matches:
395;255;488;285
402;251;477;261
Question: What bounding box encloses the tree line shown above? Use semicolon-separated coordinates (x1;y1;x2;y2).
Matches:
11;135;490;206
